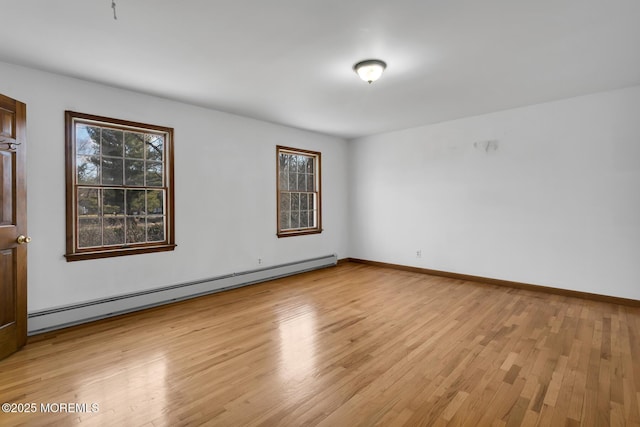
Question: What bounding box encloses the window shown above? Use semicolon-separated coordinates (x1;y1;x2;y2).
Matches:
277;146;321;237
65;111;175;261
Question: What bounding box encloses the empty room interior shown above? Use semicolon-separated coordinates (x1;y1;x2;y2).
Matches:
0;1;639;426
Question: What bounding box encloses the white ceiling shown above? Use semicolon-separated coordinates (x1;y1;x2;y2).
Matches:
1;0;639;139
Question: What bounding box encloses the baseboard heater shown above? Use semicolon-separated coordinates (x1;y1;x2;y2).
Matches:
28;254;337;335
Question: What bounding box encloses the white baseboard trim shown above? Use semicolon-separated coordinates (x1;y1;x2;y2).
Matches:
28;254;337;335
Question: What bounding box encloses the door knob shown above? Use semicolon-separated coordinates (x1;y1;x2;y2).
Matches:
16;235;31;244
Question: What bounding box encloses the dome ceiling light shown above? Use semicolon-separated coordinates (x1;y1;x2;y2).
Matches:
353;59;387;84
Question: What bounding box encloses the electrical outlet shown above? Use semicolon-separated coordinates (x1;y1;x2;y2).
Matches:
416;250;422;258
258;258;263;265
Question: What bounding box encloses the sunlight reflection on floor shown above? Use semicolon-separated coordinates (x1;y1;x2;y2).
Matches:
277;304;317;381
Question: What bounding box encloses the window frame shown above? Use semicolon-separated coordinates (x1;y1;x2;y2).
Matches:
64;111;176;261
276;145;322;238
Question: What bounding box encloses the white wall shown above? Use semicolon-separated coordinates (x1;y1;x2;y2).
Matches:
0;61;349;312
349;86;640;300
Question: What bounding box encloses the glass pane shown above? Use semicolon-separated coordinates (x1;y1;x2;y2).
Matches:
78;188;100;216
291;193;299;211
125;160;145;186
306;157;314;173
286;155;295;174
291;211;299;229
126;216;146;244
76;125;100;156
102;128;124;157
146;134;164;162
147;216;165;242
309;210;316;227
279;154;287;174
309;195;316;211
125;132;145;158
279;171;287;190
304;156;313;172
279;192;290;211
300;211;309;228
102;157;123;185
126;190;146;215
307;174;315;192
279;210;290;230
300;193;307;210
300;156;310;173
78;217;102;248
288;172;297;191
77;155;99;184
146;161;163;187
297;174;306;194
147;190;164;215
103;189;124;215
104;217;125;246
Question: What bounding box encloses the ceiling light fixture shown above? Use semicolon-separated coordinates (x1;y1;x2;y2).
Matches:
353;59;387;84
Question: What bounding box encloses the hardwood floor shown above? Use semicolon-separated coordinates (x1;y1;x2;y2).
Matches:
1;262;639;426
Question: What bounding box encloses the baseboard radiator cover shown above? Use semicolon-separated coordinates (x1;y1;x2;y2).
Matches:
28;254;337;335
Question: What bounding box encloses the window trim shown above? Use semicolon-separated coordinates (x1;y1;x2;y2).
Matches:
64;111;176;261
276;145;322;238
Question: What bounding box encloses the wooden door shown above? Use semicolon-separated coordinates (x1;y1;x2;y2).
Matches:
0;94;27;360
